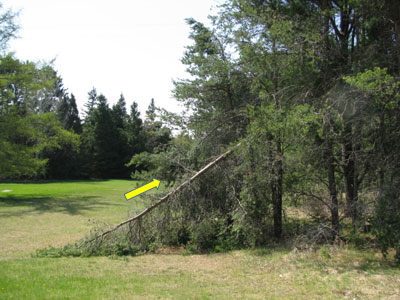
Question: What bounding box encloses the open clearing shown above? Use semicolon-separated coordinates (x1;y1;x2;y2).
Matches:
0;180;399;299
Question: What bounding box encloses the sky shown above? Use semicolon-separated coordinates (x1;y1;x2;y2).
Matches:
2;0;220;116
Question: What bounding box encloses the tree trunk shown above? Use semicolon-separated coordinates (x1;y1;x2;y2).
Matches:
271;36;283;239
342;123;357;225
328;143;339;239
379;113;386;189
325;128;340;240
272;138;283;239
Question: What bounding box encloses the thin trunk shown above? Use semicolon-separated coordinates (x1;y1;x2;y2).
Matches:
271;36;283;239
273;137;283;238
327;137;340;239
325;114;339;240
379;113;386;188
322;0;331;81
339;3;350;69
353;122;361;227
342;123;357;224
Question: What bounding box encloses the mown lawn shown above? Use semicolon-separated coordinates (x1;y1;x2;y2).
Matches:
0;180;143;259
0;180;399;299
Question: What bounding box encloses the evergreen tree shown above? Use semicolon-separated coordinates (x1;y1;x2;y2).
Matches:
110;93;130;178
143;98;171;153
80;89;99;177
112;93;128;129
145;98;156;123
92;94;117;177
81;93;125;178
127;101;144;155
84;87;98;119
57;93;82;134
45;93;82;179
127;99;172;178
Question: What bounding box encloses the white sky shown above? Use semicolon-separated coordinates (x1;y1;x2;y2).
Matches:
3;0;219;116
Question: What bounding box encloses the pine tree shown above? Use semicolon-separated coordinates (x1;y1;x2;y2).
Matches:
92;94;118;177
143;98;171;153
110;93;130;178
57;93;82;134
46;93;82;179
112;93;128;129
127;101;144;155
145;98;156;123
84;87;98;119
80;88;99;177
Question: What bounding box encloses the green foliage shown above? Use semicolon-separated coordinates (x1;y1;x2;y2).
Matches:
235;103;318;243
57;93;82;134
142;99;171;153
127;101;144;154
80;92;139;179
83;87;98;118
45;92;82;179
0;53;80;179
126;99;173;180
187;220;216;252
79;93;170;179
127;134;193;184
0;109;80;179
344;67;400;109
145;98;156;122
0;54;60;114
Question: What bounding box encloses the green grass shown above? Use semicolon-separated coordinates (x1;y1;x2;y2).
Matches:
1;180;399;299
0;180;144;259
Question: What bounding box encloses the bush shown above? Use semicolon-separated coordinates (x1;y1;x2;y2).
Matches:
186;216;236;253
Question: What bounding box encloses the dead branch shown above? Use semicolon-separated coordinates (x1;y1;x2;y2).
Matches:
83;143;240;246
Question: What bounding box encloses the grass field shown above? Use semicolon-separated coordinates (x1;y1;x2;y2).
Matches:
0;180;399;299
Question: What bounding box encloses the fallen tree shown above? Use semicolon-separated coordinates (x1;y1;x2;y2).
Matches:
83;142;240;247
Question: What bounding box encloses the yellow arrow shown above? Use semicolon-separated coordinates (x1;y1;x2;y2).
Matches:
124;178;161;201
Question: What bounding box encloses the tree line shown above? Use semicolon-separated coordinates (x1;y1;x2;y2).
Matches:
0;5;171;180
0;53;172;180
1;1;399;262
49;89;171;179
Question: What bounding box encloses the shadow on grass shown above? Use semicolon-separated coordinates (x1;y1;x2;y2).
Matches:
332;251;400;273
0;179;113;184
0;194;120;217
